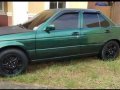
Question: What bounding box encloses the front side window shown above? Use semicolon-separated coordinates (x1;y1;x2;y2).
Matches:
83;13;99;28
98;14;110;27
51;13;78;30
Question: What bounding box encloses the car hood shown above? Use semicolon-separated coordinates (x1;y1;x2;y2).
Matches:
0;25;32;35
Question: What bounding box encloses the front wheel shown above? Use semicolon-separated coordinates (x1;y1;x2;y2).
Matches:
99;41;120;60
0;49;28;77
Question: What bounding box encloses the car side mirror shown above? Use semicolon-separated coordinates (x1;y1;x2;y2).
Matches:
33;26;39;30
45;24;55;33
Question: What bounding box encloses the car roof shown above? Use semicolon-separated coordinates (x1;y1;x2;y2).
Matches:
47;8;100;13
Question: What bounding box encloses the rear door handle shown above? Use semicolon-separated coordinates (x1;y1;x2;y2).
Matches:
105;30;111;33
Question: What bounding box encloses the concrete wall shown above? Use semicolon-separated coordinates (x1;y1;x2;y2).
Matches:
7;2;12;12
66;2;88;9
28;2;45;14
111;2;120;25
95;6;111;18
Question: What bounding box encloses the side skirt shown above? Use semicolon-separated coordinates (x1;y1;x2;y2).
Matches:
31;52;98;62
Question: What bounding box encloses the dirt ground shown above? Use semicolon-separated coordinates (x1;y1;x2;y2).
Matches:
0;80;58;89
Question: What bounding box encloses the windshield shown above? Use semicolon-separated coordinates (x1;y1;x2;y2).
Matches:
21;10;56;30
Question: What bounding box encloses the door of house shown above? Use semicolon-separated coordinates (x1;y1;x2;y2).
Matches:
13;2;28;25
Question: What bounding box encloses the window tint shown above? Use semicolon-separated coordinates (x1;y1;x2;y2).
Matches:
99;14;110;27
51;13;78;30
83;13;99;28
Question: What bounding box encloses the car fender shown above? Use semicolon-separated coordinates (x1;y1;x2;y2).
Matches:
0;41;25;49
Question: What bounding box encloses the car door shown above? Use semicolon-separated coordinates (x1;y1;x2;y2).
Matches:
80;12;112;54
36;11;82;59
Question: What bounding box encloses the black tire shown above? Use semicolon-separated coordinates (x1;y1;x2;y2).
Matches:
99;41;120;60
0;49;28;77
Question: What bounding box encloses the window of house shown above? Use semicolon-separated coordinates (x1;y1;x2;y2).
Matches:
0;2;4;11
51;12;78;30
98;14;110;27
108;2;113;6
83;13;100;28
50;2;66;9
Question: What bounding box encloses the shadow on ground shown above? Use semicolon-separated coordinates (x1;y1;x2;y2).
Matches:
27;55;98;74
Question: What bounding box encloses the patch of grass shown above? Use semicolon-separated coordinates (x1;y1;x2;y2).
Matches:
1;56;120;89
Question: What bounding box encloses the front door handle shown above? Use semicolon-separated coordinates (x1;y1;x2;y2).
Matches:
72;32;80;36
72;32;80;38
105;30;111;33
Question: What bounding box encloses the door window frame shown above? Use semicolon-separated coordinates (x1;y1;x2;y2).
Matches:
46;11;81;31
81;12;101;29
97;13;112;28
81;11;114;29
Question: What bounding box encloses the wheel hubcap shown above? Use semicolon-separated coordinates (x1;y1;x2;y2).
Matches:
104;43;118;59
1;54;22;74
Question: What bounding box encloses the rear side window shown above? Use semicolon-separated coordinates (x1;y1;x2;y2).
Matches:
98;14;110;27
83;13;99;28
51;12;78;30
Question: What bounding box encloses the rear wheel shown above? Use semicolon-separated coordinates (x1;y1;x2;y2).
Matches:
99;41;120;60
0;49;28;77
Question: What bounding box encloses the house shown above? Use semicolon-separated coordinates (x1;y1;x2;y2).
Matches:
0;2;12;26
0;1;119;27
0;1;88;26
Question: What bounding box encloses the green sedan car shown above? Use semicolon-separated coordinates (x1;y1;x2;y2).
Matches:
0;9;119;77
